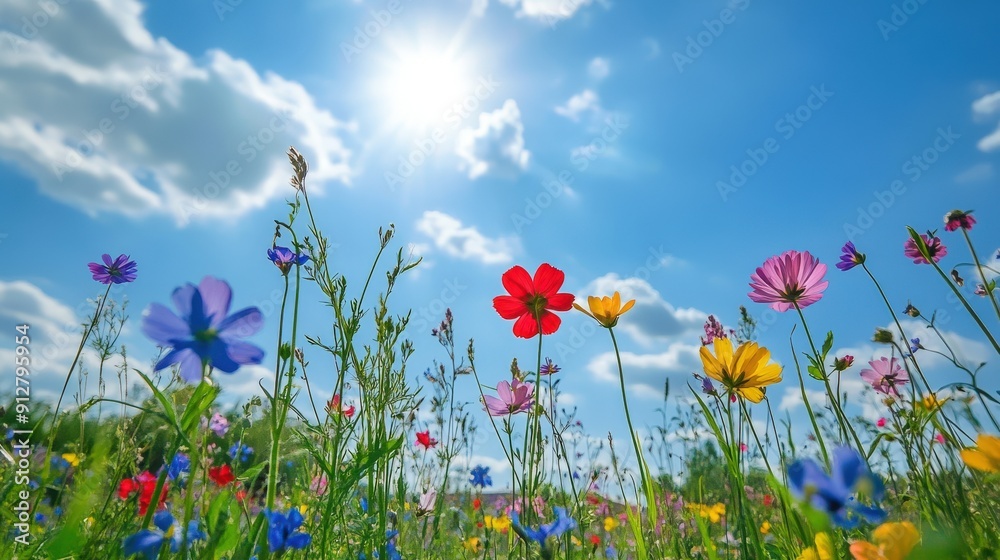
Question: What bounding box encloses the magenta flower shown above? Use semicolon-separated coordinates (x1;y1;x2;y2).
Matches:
483;378;535;416
836;241;865;271
859;357;909;397
904;234;947;264
141;277;265;383
208;412;230;437
748;250;828;312
88;254;137;284
943;210;976;232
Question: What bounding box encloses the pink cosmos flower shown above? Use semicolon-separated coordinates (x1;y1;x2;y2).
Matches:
904;234;947;264
934;433;946;445
748;250;828;312
944;210;976;232
482;378;535;416
859;357;909;397
417;488;437;516
876;418;887;428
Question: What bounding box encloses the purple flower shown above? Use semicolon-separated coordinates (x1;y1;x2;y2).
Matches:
267;246;309;275
836;241;865;271
904;234;947;264
482;378;534;416
539;358;560;376
701;376;717;396
88;254;137;284
141;277;264;383
859;357;909;397
208;412;230;437
787;447;885;528
944;209;976;232
700;315;728;346
748;250;829;312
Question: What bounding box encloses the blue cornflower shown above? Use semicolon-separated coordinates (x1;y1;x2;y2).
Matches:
909;338;922;354
470;465;492;488
266;508;312;553
511;507;577;546
605;544;617;558
167;452;190;483
229;443;253;463
385;530;403;560
787;446;885;528
35;513;47;524
267;246;310;275
123;510;206;560
141;276;265;383
359;497;368;513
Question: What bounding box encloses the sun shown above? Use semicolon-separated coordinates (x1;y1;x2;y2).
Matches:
371;45;477;131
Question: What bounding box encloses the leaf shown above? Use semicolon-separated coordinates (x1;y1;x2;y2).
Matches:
135;369;177;425
179;380;220;435
807;364;825;381
821;331;834;359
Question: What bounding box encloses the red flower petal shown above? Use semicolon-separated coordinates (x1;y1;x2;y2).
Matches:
532;263;565;297
512;313;539;338
493;295;528;320
538;311;561;335
501;265;534;300
546;292;575;311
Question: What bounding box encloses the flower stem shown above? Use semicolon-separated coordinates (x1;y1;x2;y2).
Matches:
963;229;1000;321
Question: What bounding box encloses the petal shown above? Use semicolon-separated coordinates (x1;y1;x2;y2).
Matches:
156;347;204;383
533;263;565;297
738;387;765;403
512;313;539;338
286;532;312;550
102;254;114;267
222;339;265;369
218;307;264;338
538;310;561;335
123;531;164;558
496;380;513;404
170;284;198;322
493;295;529;320
153;510;175;532
198;277;233;327
961;448;998;472
546;292;575;311
141;303;190;344
501;266;534;300
619;298;636;316
978;434;1000;463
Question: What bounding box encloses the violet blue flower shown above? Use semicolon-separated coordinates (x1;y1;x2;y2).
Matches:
266;507;312;553
470;465;492;488
787;447;885;528
141;277;264;383
511;507;577;546
88;254;137;284
836;241;865;271
267;246;309;275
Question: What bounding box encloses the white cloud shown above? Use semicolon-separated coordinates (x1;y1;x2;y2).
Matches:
954;163;994;183
588;57;610;80
415;210;518;264
498;0;595;21
555;89;602;122
973;90;1000;152
587;343;701;393
455;99;530;179
0;0;353;226
470;0;488;17
580;274;705;346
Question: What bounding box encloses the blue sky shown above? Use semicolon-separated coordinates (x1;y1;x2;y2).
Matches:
1;0;999;485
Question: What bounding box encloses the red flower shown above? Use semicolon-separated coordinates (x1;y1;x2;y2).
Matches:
472;498;482;511
492;264;575;339
118;471;166;515
415;430;438;449
236;489;248;503
209;464;236;486
762;494;774;507
589;534;601;546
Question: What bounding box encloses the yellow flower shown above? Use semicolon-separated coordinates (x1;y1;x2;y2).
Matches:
484;515;511;533
573;292;636;329
298;504;308;515
463;537;483;552
917;393;947;411
61;453;80;467
760;520;771;535
797;532;835;560
571;535;582;546
699;338;782;403
961;433;1000;473
603;516;620;532
689;503;727;523
849;521;920;560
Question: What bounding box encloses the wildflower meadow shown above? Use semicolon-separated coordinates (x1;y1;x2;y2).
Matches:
3;2;1000;559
